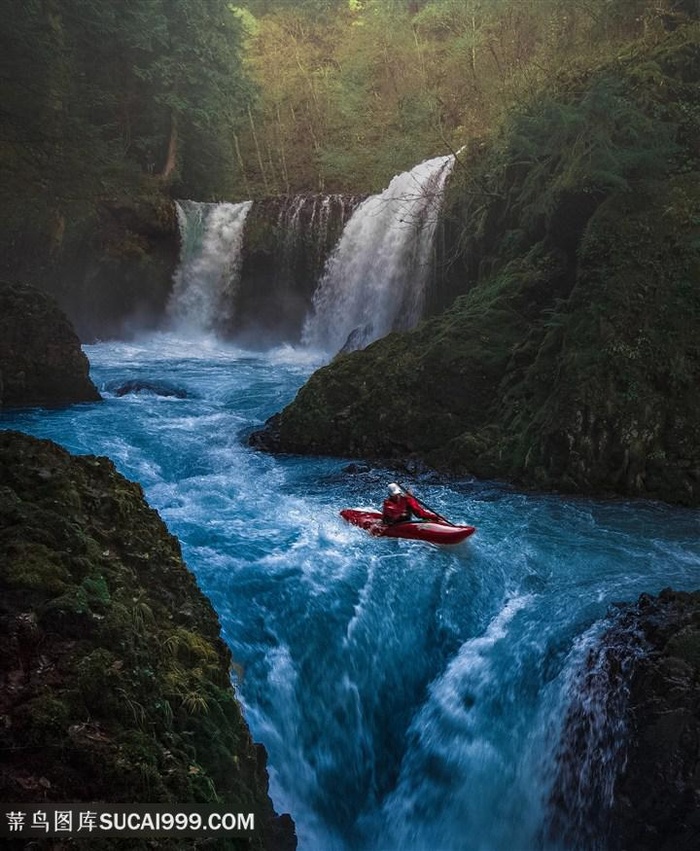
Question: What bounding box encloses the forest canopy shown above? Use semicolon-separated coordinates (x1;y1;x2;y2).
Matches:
0;0;249;203
1;0;697;230
233;0;699;195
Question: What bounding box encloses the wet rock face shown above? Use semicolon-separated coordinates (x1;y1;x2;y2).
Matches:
0;282;101;409
0;430;296;851
234;193;362;344
548;589;700;851
58;197;179;342
610;590;700;851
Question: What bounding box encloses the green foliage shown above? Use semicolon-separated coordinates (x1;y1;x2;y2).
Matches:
0;0;251;273
15;696;71;746
502;73;678;225
232;0;694;194
3;543;72;594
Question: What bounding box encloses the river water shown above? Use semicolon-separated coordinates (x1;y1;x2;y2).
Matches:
3;333;699;850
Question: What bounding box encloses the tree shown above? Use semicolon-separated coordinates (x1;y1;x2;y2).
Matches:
0;0;251;205
127;0;251;196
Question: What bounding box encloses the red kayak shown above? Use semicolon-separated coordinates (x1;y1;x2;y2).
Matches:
340;509;476;545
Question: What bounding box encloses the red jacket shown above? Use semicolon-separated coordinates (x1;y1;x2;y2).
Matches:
382;493;440;524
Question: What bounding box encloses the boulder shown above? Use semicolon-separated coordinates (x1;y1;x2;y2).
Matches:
0;282;100;409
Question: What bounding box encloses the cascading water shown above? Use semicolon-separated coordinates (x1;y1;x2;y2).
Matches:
545;613;648;850
167;200;252;335
277;194;359;280
168;156;452;352
168;194;361;345
302;154;456;353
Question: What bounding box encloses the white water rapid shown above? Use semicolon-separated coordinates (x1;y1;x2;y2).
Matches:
167;200;252;334
5;342;699;850
302;154;455;353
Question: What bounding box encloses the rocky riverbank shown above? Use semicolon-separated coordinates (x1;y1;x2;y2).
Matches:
0;430;295;850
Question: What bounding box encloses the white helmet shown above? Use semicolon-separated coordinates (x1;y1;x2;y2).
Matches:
387;483;402;496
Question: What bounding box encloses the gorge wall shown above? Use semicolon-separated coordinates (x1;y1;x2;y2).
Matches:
3;197;181;344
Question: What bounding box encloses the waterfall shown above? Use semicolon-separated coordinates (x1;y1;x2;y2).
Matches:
276;194;361;289
166;155;454;349
167;200;252;335
302;154;456;354
546;613;648;850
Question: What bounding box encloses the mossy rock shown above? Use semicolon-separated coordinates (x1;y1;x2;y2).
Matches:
0;282;101;408
0;430;295;850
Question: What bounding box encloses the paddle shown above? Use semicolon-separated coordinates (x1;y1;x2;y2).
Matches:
397;483;456;527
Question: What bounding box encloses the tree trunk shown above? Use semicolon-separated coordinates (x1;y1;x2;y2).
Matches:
248;105;271;193
233;133;253;197
161;111;178;180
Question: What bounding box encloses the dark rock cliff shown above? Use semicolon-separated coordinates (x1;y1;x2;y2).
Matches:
548;589;700;851
0;283;101;409
0;430;296;851
55;197;180;342
2;196;179;344
233;194;362;345
250;24;700;507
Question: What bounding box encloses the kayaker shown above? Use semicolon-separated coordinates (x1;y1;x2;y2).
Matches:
382;483;441;524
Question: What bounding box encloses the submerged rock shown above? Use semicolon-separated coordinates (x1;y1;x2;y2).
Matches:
0;282;101;409
0;430;295;850
105;378;189;399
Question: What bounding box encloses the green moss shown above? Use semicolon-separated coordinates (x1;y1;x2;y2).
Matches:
3;543;72;594
0;431;291;849
74;648;123;713
0;431;290;848
14;695;71;746
81;572;111;608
